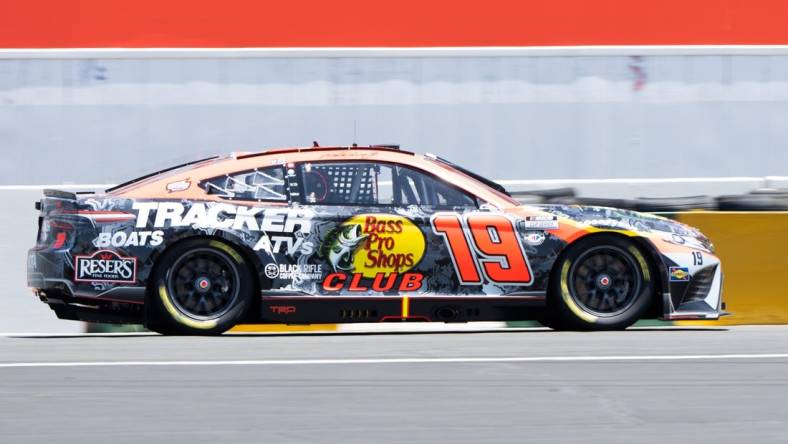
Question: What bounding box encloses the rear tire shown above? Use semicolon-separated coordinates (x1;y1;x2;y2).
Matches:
545;235;654;331
146;239;253;335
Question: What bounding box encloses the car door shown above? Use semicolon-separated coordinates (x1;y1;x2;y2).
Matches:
293;159;533;298
389;164;535;297
386;163;480;296
294;160;430;296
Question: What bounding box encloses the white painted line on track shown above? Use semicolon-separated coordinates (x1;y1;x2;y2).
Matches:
2;354;788;368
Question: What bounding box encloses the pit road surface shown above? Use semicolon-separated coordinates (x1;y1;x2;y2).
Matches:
2;326;788;443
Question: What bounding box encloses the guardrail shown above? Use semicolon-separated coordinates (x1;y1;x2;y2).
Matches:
509;182;788;211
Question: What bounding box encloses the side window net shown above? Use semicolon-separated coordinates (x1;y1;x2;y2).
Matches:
202;166;287;201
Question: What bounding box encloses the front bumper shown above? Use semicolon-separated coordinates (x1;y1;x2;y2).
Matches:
661;258;726;321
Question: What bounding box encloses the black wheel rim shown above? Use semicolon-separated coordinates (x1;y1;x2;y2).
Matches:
167;248;240;320
568;245;642;317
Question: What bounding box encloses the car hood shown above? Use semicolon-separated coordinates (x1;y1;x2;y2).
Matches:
532;204;714;251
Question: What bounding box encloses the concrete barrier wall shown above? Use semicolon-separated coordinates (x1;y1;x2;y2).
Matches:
674;212;788;325
3;51;788;186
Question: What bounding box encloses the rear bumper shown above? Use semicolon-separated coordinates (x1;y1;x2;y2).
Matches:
28;248;145;324
27;248;66;288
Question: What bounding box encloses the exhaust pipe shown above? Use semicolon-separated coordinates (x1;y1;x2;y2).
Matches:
434;306;461;322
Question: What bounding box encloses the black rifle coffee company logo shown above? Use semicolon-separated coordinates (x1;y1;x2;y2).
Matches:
74;250;137;283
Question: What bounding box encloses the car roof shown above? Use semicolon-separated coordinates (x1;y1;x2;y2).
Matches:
236;144;411;158
111;145;517;208
111;146;415;194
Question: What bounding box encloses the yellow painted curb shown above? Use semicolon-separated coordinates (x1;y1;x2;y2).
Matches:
674;211;788;326
229;323;339;333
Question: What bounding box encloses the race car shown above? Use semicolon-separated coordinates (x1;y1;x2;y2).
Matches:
27;145;724;334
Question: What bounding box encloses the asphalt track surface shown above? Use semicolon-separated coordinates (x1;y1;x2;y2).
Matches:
2;326;788;443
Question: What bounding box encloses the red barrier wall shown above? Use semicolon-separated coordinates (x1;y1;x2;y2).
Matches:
1;0;788;48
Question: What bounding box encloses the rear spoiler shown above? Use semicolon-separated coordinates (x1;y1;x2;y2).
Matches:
36;189;78;212
43;189;77;200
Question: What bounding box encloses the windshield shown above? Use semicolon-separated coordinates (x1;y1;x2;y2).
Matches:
424;154;520;206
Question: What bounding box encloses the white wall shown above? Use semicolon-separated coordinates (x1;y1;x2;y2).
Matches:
2;48;788;187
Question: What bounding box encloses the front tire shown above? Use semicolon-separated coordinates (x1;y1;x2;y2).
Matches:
147;239;253;335
546;235;655;331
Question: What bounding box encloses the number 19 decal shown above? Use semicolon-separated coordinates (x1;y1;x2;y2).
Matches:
431;213;533;286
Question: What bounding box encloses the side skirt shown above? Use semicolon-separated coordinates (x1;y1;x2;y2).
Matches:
259;295;547;324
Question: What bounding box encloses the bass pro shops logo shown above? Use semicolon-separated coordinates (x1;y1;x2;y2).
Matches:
74;250;137;283
321;214;426;292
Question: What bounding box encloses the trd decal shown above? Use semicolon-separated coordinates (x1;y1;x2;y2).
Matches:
269;305;296;315
431;213;534;286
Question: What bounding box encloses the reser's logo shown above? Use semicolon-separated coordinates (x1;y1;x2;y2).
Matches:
74;250;137;284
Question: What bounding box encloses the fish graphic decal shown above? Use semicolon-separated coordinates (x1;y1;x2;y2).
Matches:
320;223;368;272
